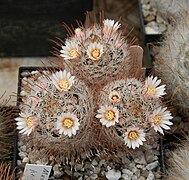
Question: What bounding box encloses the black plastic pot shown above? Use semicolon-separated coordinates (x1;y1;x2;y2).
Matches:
0;0;93;57
138;0;162;44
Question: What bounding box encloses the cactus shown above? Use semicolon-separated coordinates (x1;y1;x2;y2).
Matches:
96;76;173;152
150;0;189;20
16;69;96;164
56;14;137;84
0;95;16;162
167;136;189;180
0;162;15;180
154;12;189;118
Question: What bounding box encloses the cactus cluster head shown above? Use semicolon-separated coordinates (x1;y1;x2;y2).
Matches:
96;76;173;150
58;18;134;82
16;69;95;163
154;13;189;117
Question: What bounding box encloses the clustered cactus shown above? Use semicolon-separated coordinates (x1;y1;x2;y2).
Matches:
15;17;173;170
154;12;189;118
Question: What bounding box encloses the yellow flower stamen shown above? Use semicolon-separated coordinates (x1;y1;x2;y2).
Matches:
147;86;156;95
91;49;100;59
58;79;69;90
128;130;139;140
63;118;74;128
104;110;115;121
69;49;78;57
26;117;33;128
153;115;161;125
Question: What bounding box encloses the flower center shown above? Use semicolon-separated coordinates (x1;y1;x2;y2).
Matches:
153;115;161;125
147;86;156;95
69;49;78;57
104;110;115;121
63;118;74;128
26;117;33;128
128;130;139;140
91;49;100;58
58;79;69;90
111;95;119;101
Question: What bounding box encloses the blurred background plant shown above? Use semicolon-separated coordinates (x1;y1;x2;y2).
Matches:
0;162;15;180
166;135;189;180
0;93;16;163
150;0;189;22
154;11;189;121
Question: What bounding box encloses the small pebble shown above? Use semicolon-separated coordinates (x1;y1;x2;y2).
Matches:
146;161;159;171
145;15;155;22
147;171;155;180
22;157;29;163
105;169;121;180
122;174;131;180
92;159;98;166
138;176;145;180
90;174;98;179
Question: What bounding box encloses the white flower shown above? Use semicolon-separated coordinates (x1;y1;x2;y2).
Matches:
144;76;166;98
149;107;173;135
124;127;146;149
103;19;121;35
87;42;103;60
60;41;79;60
75;28;84;39
96;105;119;127
109;91;121;103
51;70;75;92
15;112;38;136
56;112;80;137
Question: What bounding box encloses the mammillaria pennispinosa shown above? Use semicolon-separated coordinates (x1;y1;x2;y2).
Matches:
96;76;172;151
154;12;189;118
56;15;137;83
15;16;174;168
16;69;96;163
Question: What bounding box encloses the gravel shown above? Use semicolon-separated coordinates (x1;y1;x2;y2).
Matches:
140;0;168;34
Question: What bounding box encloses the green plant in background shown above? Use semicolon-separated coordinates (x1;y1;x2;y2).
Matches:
0;94;16;162
16;69;96;164
154;12;189;118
